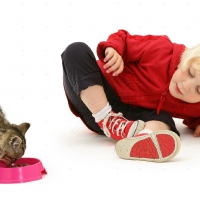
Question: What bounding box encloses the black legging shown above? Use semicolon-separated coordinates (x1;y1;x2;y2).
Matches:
61;42;180;136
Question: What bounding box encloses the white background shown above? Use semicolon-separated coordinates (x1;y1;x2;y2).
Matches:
1;0;200;199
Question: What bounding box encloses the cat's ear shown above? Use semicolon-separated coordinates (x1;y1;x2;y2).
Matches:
17;123;30;135
9;136;22;151
12;123;30;135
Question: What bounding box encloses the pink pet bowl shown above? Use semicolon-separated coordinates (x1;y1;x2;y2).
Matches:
0;157;47;184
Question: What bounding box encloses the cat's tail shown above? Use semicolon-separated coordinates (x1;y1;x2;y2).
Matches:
0;106;10;125
0;106;5;119
0;106;6;119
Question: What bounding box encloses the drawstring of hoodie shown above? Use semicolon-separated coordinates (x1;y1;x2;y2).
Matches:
156;91;169;114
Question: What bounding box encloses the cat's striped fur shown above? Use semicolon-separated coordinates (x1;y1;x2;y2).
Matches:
0;106;30;166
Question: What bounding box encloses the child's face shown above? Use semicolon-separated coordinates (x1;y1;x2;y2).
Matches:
169;63;200;103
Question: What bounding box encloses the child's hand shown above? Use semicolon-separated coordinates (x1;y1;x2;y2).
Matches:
194;125;200;137
103;47;124;76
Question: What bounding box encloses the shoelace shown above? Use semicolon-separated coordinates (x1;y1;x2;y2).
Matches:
102;112;130;138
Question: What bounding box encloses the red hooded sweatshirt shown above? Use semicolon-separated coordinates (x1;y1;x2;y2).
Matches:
96;30;200;130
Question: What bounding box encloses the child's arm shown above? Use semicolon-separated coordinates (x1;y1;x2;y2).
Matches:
194;125;200;137
183;118;200;137
97;29;172;64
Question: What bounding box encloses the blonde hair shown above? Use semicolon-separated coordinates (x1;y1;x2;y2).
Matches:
178;44;200;73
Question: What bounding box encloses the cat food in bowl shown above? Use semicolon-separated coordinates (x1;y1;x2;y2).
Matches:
0;157;47;184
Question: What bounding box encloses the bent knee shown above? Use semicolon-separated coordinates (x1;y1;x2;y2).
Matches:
61;42;90;61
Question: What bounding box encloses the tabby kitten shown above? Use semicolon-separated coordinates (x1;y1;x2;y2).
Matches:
0;106;30;166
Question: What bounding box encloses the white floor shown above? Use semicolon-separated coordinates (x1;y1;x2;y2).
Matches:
1;1;200;199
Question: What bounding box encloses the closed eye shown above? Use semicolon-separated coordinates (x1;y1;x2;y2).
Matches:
189;68;200;94
188;68;195;77
3;155;17;163
197;86;200;95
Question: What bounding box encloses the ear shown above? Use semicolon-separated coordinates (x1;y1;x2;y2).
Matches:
9;136;22;151
12;123;30;135
17;123;30;135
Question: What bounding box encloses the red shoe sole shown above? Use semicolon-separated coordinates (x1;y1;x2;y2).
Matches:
130;134;175;159
115;131;180;162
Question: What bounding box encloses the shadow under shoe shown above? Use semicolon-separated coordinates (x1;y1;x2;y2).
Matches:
115;130;181;162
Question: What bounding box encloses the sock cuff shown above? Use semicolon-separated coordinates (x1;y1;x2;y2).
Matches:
92;103;112;122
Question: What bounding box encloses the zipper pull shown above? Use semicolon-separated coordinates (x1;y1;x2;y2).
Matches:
157;91;168;114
